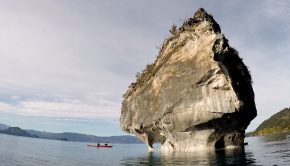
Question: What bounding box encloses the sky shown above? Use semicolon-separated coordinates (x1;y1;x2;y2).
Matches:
0;0;289;136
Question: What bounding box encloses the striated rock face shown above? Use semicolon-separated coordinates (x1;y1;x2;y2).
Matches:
120;8;257;152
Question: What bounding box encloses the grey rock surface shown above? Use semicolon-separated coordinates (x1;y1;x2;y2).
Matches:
120;8;257;152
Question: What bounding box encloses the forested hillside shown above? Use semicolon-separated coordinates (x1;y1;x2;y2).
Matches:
253;108;290;135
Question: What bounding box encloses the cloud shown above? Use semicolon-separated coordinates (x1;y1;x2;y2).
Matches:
0;97;120;120
0;0;150;96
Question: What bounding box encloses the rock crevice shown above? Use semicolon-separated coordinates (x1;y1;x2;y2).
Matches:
120;8;257;152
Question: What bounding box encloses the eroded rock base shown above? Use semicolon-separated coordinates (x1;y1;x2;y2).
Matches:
138;129;245;152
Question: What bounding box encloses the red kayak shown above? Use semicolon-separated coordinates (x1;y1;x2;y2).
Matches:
87;144;113;148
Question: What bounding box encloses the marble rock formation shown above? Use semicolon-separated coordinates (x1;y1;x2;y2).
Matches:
120;8;257;152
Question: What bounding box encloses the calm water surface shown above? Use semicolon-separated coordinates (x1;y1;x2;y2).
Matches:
0;133;289;166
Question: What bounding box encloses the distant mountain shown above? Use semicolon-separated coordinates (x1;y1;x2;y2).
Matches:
0;123;142;144
26;130;141;143
250;107;290;136
0;127;38;138
0;123;10;130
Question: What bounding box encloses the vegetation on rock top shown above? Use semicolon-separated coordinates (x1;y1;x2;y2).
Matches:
123;8;223;99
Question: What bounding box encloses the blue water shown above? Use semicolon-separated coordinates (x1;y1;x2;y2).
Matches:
0;133;289;166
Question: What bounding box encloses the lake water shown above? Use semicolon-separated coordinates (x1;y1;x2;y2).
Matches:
0;133;289;166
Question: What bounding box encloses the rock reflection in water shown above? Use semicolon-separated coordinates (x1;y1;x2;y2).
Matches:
120;148;256;166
